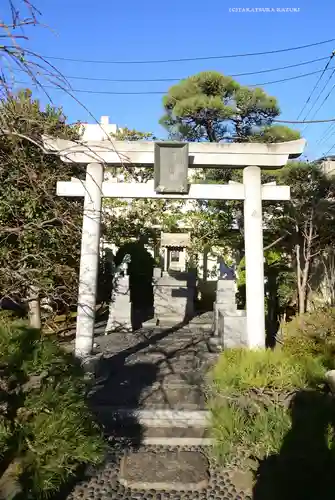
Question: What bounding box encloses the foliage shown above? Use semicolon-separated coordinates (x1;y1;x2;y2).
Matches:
208;347;325;467
161;71;299;143
266;162;335;314
236;251;295;313
249;124;301;143
183;207;233;254
111;126;156;142
265;251;296;312
0;91;83;314
103;198;180;247
110;126;155;182
0;314;105;499
282;308;335;368
314;245;335;307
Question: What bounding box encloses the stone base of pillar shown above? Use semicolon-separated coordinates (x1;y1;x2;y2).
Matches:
210;279;247;349
81;352;104;375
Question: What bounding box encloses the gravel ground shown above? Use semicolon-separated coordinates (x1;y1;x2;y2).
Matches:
63;444;253;500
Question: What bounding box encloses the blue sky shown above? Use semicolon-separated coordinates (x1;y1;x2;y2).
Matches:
11;0;335;159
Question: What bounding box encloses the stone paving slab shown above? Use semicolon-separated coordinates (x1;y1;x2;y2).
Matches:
119;450;209;490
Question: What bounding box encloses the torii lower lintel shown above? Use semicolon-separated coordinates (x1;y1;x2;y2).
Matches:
56;179;290;201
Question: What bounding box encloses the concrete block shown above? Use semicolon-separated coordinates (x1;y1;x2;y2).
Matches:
153;267;162;279
154;273;196;323
222;315;247;348
212;302;247;348
217;279;236;292
105;276;131;332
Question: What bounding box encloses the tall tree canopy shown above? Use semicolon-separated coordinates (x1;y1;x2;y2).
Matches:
160;71;300;143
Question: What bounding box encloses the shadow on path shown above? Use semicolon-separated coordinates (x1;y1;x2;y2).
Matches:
115;238;155;331
253;390;335;500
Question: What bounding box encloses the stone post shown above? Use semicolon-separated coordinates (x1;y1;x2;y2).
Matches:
164;247;168;272
75;163;103;358
243;166;265;348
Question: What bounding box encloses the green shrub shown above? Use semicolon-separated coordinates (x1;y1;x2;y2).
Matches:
210;396;291;466
0;316;105;499
209;348;324;394
207;347;325;468
282;308;335;368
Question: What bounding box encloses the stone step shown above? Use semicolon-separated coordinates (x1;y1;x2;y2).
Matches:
91;408;210;429
94;347;214;364
144;323;213;332
95;355;216;381
137;437;213;447
144;323;213;333
132;342;214;355
101;330;213;343
105;424;213;447
124;350;218;361
96;338;214;356
140;426;211;439
217;280;236;289
90;380;207;410
214;308;246;317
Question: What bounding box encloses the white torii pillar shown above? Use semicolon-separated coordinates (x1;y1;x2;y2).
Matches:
243;167;265;348
75;163;103;356
43;137;306;357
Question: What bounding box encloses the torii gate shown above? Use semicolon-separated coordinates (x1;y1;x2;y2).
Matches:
43;137;305;358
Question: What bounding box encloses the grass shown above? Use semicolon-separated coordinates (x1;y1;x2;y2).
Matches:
207;347;327;468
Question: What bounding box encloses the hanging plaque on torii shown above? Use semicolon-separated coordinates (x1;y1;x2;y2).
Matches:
154;142;189;194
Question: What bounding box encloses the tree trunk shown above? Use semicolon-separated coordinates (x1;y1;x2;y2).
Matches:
205;122;217;142
28;286;41;329
266;271;279;348
296;219;313;315
297;253;311;315
296;241;303;314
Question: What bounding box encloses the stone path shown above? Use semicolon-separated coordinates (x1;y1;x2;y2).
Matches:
64;444;253;500
60;316;253;499
88;316;216;421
